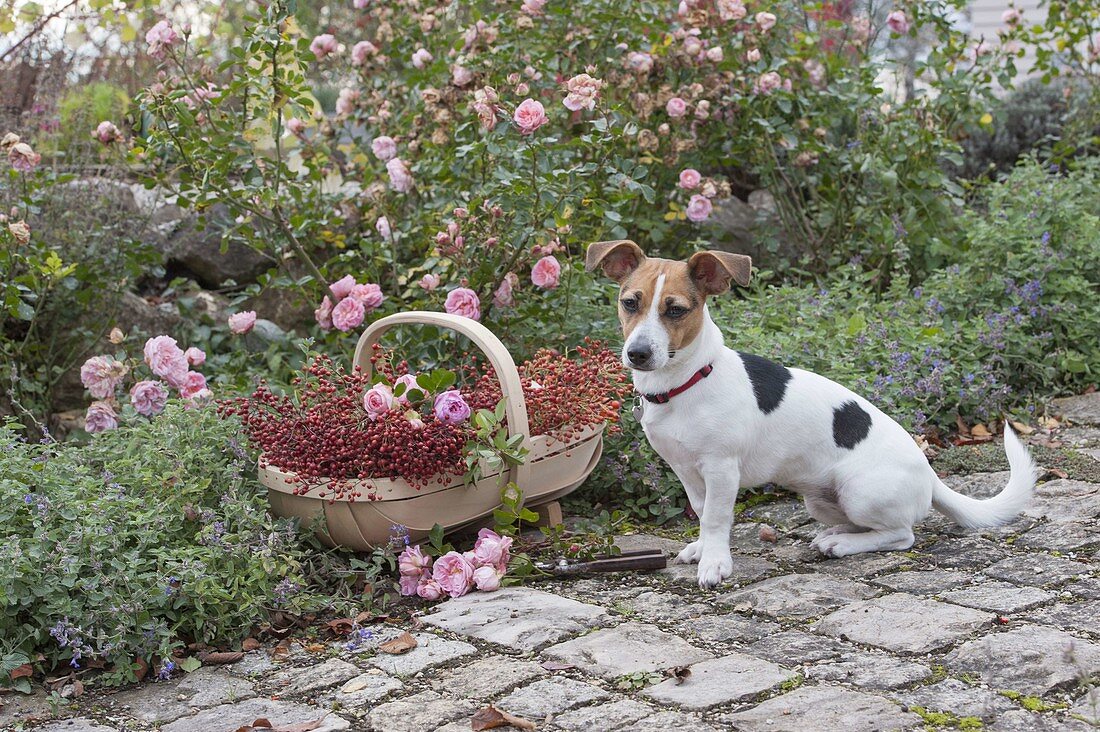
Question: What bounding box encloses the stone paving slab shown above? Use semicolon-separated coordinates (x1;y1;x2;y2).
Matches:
1025;479;1100;523
544;621;714;679
1050;393;1100;424
366;632;477;677
721;573;879;619
1070;690;1100;725
673;613;781;646
814;592;993;653
615;589;717;622
805;650;932;690
661;555;777;587
321;670;403;709
873;568;975;594
553;699;654;731
365;690;474;732
983;553;1093;587
494;676;610;718
643;652;796;709
108;667;255;723
812;552;908;579
161;698;350;732
423;587;610;651
925;536;1009;569
940;579;1056;614
435;656;545;699
891;678;1017;720
618;710;719;732
37;720;119;732
719;685;922;731
1015;521;1100;552
945;625;1100;694
268;657;361;696
747;630;852;665
1068;578;1100;599
1025;601;1100;637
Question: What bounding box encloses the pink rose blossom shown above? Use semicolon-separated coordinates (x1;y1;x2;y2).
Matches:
314;296;334;330
473;565;503;591
626;51;654;74
335;87;360;116
520;0;548;15
492;272;518;308
179;371;208;400
1002;8;1020;24
472;528;513;570
332;296;366;331
386;158;414;193
683;36;703;56
686;194;713;222
330;275;357;301
371;135;397;161
562;73;603;112
416;575;444;600
432;551;475;598
228;311;257;334
188;349;209;370
716;0;747;21
310;33;338;60
886;10;909;34
411;48;433;69
452;65;474;87
419;273;441;291
399;574;420;596
433;390;471;424
9;143;40;173
350;283;384;311
804;59;826;88
513;99;548;135
85;401;118;434
394;373;424;405
747;48;762;63
286;118;306;136
376;215;392;239
351;40;378;66
444;287;481;320
705;46;724;63
94;121;122;144
755;12;777;32
754;71;783;95
679;168;702;190
398;545;432;576
851;15;871;42
665;97;688;118
531;255;562;289
362;383;393;420
143;335;189;387
354;0;370;8
145;20;179;59
130;380;168;417
80;355;127;399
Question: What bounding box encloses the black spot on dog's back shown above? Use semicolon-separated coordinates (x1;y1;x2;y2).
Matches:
833;400;872;449
738;352;791;414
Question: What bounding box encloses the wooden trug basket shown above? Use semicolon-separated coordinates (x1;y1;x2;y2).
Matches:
258;311;605;551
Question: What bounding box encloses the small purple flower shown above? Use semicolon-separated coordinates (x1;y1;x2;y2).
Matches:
433;390;471;424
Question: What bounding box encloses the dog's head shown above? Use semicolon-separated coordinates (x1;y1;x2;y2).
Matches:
585;240;751;372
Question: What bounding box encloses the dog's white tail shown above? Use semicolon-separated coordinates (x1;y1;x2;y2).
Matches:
931;425;1039;528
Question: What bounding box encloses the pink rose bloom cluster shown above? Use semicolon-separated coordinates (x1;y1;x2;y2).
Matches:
886;10;910;34
351;40;378;66
386;157;414;193
9;142;40;173
398;528;512;599
371;135;397;161
513;98;548;135
531;255;561;289
315;276;385;332
753;71;791;95
146;20;179;59
411;48;433;69
310;33;339;60
492;272;519;308
677;167;719;222
228;311;257;334
716;0;748;21
94;121;122;145
626;51;654;74
444;287;481;321
80;356;129;399
562;74;603;112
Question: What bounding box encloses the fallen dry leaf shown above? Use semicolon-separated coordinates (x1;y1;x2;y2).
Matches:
540;660;575;671
234;716;329;732
133;657;149;681
971;423;992;438
242;638;262;652
666;666;691;685
470;706;537;731
1009;420;1035;435
955;415;970;437
379;632;418;655
355;611;387;625
271;640;292;661
1041;468;1069;481
199;651;244;665
10;664;33;680
340;675;377;694
325;618;355;636
303;643;327;654
757;524;778;543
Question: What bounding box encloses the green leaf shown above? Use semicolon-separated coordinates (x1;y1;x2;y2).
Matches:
179;656;202;673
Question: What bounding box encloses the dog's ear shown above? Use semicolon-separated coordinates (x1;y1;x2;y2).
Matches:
688;250;752;294
585;240;646;283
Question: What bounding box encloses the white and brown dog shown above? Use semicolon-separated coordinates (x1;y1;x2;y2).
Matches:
586;240;1037;588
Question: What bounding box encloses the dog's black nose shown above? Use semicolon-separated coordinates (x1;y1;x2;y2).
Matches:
627;347;652;367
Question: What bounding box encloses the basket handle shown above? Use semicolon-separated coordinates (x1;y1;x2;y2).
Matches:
352;311;532;489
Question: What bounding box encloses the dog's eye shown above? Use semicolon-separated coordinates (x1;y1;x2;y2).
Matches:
664;305;689;319
620;297;639;313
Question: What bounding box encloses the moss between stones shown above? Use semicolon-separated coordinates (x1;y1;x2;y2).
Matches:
999;689;1069;712
932;443;1100;482
911;705;984;730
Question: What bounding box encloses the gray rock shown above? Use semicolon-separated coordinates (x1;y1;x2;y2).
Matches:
1026;480;1100;524
0;691;61;727
805;650;932;689
874;569;975;594
367;633;477;677
944;625;1100;694
423;588;609;651
161;205;272;288
1051;394;1100;426
1016;521;1100;552
365;691;473;732
1068;578;1100;600
1025;602;1100;636
925;536;1009;570
554;699;654;731
661;555;777;587
36;720;118;732
814;552;909;579
1058;427;1100;449
941;580;1056;614
988;709;1094;731
109;668;255;723
983;554;1092;587
674;614;781;646
495;677;610;718
719;686;921;731
322;671;402;709
741;500;813;530
747;630;852;664
892;678;1017;720
1071;688;1100;724
162;698;349;732
543;621;713;680
618;710;720;732
231;650;279;676
814;592;993;653
721;573;879;620
615;590;718;623
269;658;361;696
436;657;545;699
614;533;689;556
643;653;796;709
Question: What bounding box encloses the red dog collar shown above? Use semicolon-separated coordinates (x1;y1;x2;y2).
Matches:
643;364;714;404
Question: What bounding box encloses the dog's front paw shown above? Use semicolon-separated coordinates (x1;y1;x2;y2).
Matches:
814;533;860;558
675;539;704;565
696;550;734;589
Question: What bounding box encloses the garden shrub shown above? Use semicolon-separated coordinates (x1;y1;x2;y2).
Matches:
49;83;132;161
0;406;375;688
